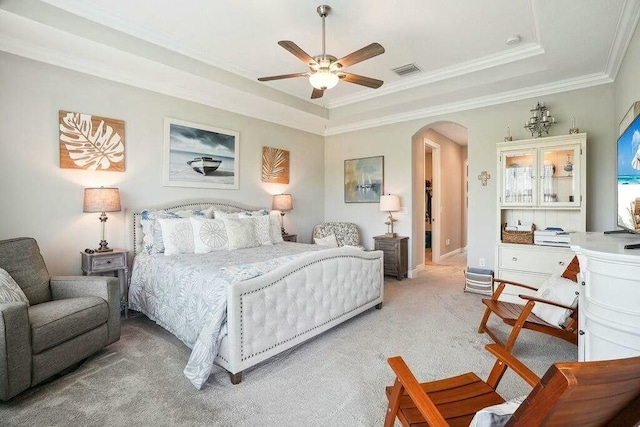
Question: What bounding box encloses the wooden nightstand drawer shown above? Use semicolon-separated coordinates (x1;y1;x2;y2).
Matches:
89;253;126;271
373;235;409;280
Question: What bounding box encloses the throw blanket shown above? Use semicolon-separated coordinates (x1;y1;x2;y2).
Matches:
129;244;326;388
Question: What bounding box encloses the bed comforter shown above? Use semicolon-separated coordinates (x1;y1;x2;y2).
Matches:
128;243;328;388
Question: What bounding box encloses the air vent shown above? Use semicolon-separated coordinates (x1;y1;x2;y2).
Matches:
391;63;422;77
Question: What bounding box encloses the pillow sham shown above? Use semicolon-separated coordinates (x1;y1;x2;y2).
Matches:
158;218;195;255
314;234;338;247
215;209;269;219
223;217;260;250
269;212;284;244
531;275;579;327
190;217;229;253
140;207;214;254
0;267;29;305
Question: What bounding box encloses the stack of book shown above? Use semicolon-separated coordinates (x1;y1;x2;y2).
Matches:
533;227;570;247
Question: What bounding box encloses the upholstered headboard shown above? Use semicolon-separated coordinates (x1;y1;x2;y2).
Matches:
126;199;264;257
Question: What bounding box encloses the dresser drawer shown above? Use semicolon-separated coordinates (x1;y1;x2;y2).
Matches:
498;245;573;275
90;253;126;271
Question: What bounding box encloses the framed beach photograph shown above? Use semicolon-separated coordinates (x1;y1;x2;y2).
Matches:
163;118;239;189
344;156;384;203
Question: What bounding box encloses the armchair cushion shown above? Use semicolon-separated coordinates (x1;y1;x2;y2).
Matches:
0;268;29;305
312;222;362;248
0;238;51;305
28;297;108;354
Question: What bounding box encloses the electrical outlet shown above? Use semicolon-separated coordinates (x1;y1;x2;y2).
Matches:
445;238;450;246
479;258;486;267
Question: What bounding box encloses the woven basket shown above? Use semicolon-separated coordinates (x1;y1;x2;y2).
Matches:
502;223;535;244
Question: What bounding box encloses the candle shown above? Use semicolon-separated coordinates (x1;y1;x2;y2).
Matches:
507;126;511;137
571;116;576;128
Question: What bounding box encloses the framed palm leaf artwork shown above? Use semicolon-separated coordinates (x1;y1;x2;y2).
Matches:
59;110;125;172
262;146;290;184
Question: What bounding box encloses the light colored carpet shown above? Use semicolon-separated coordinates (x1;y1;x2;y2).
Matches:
1;257;576;426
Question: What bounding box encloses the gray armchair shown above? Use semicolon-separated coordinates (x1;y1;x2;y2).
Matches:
0;237;120;401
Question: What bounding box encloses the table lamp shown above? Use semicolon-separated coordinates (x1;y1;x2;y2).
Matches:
272;193;293;235
83;187;121;252
379;194;400;237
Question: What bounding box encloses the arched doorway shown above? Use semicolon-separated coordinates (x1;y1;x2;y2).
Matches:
411;122;468;269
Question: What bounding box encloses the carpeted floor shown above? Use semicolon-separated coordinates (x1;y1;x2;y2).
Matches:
1;255;576;426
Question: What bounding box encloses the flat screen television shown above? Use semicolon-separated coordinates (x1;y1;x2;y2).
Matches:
616;111;640;234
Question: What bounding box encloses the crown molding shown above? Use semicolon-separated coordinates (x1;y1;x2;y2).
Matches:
325;43;545;109
605;0;640;79
324;73;613;136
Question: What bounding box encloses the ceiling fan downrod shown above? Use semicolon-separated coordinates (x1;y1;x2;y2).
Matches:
317;5;331;59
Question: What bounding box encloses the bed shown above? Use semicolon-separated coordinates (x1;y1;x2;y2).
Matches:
126;199;384;389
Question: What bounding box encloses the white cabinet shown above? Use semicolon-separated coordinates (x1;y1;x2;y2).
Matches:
495;244;575;303
495;134;587;298
571;232;640;361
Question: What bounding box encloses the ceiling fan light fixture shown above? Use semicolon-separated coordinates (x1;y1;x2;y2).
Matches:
309;71;339;90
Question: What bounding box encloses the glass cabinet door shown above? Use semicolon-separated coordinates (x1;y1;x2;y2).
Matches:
501;149;536;205
539;144;581;207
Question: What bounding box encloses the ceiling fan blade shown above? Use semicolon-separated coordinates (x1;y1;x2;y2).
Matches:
278;41;318;66
311;88;324;99
339;73;383;89
334;43;385;69
258;72;308;82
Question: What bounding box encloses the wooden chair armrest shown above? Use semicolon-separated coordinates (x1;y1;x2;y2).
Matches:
494;278;538;291
387;356;448;427
485;344;540;387
518;294;577;311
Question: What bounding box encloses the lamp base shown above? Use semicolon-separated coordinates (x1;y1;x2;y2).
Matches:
96;240;113;252
385;232;397;238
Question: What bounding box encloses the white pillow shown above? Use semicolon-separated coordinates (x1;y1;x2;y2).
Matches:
269;213;284;244
190;217;229;253
314;234;338;247
223;217;260;250
158;218;195;255
531;275;579;327
469;395;526;427
253;215;273;246
0;267;29;305
140;207;214;254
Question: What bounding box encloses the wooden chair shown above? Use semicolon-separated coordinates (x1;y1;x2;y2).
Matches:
385;344;640;427
477;256;580;352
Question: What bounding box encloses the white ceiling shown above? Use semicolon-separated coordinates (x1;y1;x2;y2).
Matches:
1;0;638;137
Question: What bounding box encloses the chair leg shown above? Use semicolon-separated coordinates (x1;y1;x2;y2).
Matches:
384;377;404;427
478;305;492;333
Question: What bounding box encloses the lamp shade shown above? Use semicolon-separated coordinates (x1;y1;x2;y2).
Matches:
272;193;293;211
379;194;400;212
83;187;121;213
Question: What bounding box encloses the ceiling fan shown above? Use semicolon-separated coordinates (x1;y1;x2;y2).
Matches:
258;5;385;99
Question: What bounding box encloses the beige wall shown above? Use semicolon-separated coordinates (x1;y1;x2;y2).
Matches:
0;52;325;275
325;84;616;272
615;18;640;131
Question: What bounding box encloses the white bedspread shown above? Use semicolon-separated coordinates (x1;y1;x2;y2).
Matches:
128;243;327;389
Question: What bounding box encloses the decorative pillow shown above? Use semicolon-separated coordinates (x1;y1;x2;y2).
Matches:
158;218;195;255
469;395;526;427
0;267;29;306
140;207;214;254
222;217;260;250
531;275;579;327
190;217;229;253
269;212;284;244
314;234;338;247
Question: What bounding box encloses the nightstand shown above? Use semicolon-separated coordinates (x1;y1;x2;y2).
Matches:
373;235;409;280
81;249;129;318
282;234;297;242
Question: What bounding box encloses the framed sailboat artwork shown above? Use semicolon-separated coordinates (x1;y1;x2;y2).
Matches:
344;156;384;203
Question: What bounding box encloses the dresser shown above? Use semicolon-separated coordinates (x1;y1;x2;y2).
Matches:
374;235;408;280
570;232;640;362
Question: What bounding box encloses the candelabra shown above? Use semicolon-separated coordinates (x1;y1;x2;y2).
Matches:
524;102;557;137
